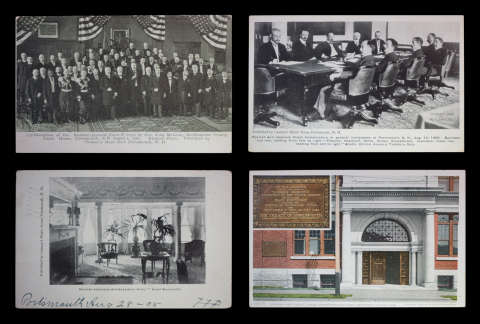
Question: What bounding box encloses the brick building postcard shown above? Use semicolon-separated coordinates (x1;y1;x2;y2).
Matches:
250;170;465;307
16;170;232;309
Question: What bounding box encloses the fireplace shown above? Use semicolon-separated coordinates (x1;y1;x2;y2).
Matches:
50;237;76;284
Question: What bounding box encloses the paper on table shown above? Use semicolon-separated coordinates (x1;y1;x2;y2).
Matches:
275;61;304;65
345;57;360;63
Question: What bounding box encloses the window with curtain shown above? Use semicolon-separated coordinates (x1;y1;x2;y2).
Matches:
180;206;205;243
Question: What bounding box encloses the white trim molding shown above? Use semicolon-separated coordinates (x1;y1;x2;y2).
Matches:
290;256;335;260
436;257;458;261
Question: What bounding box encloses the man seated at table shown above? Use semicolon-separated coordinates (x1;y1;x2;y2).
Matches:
370;31;385;55
345;32;362;56
398;37;424;78
424;33;436;61
292;29;316;61
374;38;399;83
313;32;344;59
420;37;448;86
312;40;376;120
257;28;291;64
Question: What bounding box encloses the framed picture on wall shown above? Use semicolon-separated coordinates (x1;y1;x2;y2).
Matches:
38;22;58;38
111;28;130;50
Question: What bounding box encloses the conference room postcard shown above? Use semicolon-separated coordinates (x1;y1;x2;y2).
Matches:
249;15;464;152
249;170;466;307
15;170;232;309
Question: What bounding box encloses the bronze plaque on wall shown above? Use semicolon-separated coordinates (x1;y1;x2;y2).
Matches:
262;242;287;257
253;176;330;228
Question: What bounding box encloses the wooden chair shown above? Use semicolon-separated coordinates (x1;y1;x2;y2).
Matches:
184;240;205;266
141;240;170;284
395;56;426;106
372;61;402;118
253;66;282;128
327;65;377;129
143;240;170;270
420;49;456;100
97;241;118;267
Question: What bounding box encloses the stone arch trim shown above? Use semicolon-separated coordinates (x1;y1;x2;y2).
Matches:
354;212;419;243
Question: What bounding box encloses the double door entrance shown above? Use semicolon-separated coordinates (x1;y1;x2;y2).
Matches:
362;251;409;285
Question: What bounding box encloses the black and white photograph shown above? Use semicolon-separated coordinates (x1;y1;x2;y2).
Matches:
251;16;461;130
16;171;232;308
49;177;206;285
16;15;232;134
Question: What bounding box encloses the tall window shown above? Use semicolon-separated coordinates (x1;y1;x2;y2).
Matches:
437;214;459;256
294;223;335;256
438;176;459;192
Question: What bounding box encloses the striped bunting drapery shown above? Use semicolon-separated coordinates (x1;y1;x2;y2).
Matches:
187;15;229;50
78;16;111;41
17;16;46;45
135;15;166;41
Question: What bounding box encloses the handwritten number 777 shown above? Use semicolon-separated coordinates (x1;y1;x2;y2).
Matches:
194;298;221;308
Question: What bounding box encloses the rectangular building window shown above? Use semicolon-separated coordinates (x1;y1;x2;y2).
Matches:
320;275;335;288
438;176;459;192
437;276;453;289
293;274;307;288
294;220;335;256
309;230;320;254
437;214;459;257
324;218;335;255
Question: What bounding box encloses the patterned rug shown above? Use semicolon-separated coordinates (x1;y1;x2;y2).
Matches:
254;77;460;130
95;276;134;285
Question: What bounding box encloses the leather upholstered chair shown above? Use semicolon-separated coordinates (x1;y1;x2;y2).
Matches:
419;49;456;100
372;61;402;118
97;241;118;267
395;56;426;106
184;240;205;266
253;65;285;127
327;65;377;129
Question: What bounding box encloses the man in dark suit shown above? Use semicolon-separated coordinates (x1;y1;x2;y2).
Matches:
177;70;191;116
141;66;153;115
43;69;62;124
292;30;315;61
313;32;344;59
197;58;208;78
399;37;424;74
26;69;44;123
207;58;219;75
204;69;218;118
69;52;82;68
112;53;122;71
190;64;204;117
99;66;117;120
163;71;178;116
375;38;399;82
313;40;376;119
426;37;447;66
159;57;170;74
90;68;102;121
46;55;60;73
35;54;48;72
126;62;142;116
187;54;196;71
257;28;291;64
171;56;183;79
75;70;92;124
126;43;136;60
345;32;362;56
115;66;128;118
217;71;232;120
424;33;436;61
141;43;150;58
101;54;114;71
133;50;142;64
97;60;106;79
370;31;385;55
94;48;105;62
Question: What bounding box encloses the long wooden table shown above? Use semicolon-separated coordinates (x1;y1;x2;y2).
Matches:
269;53;411;126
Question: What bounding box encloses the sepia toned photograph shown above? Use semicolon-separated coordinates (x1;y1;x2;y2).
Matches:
16;15;232;133
250;170;465;307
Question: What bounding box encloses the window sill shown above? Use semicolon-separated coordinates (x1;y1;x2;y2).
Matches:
290;256;335;260
436;257;458;261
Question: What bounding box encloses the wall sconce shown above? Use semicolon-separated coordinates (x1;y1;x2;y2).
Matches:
74;207;81;226
67;207;73;226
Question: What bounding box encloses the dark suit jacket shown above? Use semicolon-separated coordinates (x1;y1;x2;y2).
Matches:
26;77;43;101
99;75;117;106
426;47;448;65
35;62;48;72
345;41;362;55
257;41;290;64
90;75;101;97
424;43;435;62
370;39;385;55
126;69;142;94
43;76;59;104
177;76;191;94
292;40;315;61
46;61;60;73
69;58;82;68
115;74;129;101
206;63;219;75
126;48;136;59
376;52;398;75
190;73;204;102
400;49;424;70
141;49;150;58
141;74;152;94
163;78;178;100
313;42;344;58
197;65;208;78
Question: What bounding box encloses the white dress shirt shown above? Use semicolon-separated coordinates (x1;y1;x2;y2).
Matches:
50;77;55;92
377;40;381;54
271;40;279;60
329;43;338;56
300;39;306;46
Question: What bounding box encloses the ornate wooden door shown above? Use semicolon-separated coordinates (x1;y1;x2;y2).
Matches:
399;251;410;285
362;251;370;285
370;251;386;285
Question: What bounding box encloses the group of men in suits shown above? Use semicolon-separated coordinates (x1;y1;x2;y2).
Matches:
17;44;232;124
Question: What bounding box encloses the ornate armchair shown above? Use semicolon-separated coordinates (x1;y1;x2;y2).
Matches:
420;49;456;100
184;240;205;266
97;241;118;267
327;65;377;129
395;56;426;106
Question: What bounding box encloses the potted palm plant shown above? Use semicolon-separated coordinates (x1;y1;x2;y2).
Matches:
149;213;176;255
103;220;124;241
123;213;147;257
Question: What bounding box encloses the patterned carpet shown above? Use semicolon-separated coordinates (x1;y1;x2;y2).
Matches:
75;254;206;285
28;114;225;132
254;77;460;129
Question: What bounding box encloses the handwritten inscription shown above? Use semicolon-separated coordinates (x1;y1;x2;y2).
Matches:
21;293;161;308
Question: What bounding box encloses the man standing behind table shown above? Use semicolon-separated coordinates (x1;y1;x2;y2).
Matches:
257;28;291;64
313;40;376;120
345;32;362;56
217;71;232;120
141;66;153;116
150;66;164;118
127;62;142;116
177;70;191;116
43;69;62;124
370;31;385;55
313;32;344;59
190;64;204;117
100;66;117;120
26;69;43;124
203;69;218;119
163;71;178;116
292;30;316;61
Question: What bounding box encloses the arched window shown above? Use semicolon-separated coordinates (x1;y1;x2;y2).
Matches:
362;219;410;242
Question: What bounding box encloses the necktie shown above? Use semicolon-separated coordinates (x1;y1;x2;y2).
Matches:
51;77;55;92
